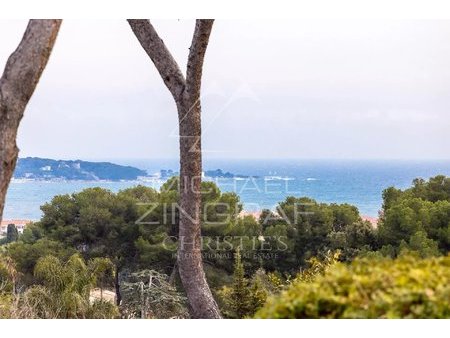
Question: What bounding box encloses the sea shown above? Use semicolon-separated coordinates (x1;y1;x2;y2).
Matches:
4;159;450;220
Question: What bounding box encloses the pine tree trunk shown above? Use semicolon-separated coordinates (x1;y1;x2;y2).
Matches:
0;133;18;223
176;99;221;319
0;19;61;223
128;19;220;318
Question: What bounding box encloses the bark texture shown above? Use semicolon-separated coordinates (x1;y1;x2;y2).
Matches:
128;19;220;319
0;19;62;223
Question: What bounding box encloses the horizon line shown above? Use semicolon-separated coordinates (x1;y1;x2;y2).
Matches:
17;156;450;162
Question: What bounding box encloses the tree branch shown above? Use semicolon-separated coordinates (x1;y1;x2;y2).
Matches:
0;20;62;111
185;20;214;103
128;19;186;101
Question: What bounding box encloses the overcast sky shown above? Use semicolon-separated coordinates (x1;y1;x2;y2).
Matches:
1;20;449;160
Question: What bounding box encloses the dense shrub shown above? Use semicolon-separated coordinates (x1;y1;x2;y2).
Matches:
256;255;450;318
379;175;450;255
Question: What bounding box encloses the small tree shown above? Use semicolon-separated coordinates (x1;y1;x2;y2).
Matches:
219;248;267;318
6;224;18;243
230;248;251;318
248;275;268;315
120;269;188;319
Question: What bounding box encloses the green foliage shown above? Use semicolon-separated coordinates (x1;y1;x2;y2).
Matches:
19;223;45;244
0;294;13;318
248;276;267;314
218;249;267;318
24;186;174;296
0;257;18;318
247;250;340;299
0;256;18;294
263;271;286;294
17;254;119;318
6;238;76;280
3;175;449;319
256;255;450;319
30;182;243;276
399;231;440;258
295;250;340;283
229;248;252;318
88;300;120;319
2;181;245;318
411;175;450;202
256;196;376;273
88;257;116;297
38;188;141;267
379;175;450;255
260;223;296;272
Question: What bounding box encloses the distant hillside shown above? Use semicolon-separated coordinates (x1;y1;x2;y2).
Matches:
14;157;148;181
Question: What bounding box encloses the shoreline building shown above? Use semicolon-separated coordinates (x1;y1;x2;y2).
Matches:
0;219;33;236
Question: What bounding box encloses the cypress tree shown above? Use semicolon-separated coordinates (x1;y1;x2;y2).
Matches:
230;248;252;318
6;224;18;243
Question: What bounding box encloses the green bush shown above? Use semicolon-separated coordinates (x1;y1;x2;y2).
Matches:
256;255;450;318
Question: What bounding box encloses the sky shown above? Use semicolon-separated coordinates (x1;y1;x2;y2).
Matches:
0;19;449;160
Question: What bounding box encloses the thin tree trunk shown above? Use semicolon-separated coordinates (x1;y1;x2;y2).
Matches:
177;99;222;318
168;261;178;285
0;19;61;223
115;265;121;305
128;19;220;318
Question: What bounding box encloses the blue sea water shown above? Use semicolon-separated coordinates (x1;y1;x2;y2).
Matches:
4;159;450;220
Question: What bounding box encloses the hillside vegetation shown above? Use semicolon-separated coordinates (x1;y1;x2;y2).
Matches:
1;175;449;318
